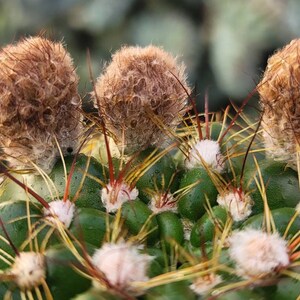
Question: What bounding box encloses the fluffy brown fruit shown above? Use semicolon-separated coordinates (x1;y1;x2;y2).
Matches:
92;45;190;153
0;36;82;172
258;39;300;170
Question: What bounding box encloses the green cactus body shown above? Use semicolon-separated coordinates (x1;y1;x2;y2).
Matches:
49;155;107;210
121;200;159;245
146;281;197;300
242;207;300;237
0;201;59;269
156;211;184;251
46;244;93;300
134;148;179;204
245;161;300;215
190;205;228;247
69;207;112;247
178;168;218;221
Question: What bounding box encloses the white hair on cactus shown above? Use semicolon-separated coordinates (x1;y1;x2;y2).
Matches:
149;192;177;214
101;181;139;213
11;252;45;290
228;229;290;278
185;140;224;172
43;199;75;228
92;241;152;293
217;189;253;222
190;273;222;295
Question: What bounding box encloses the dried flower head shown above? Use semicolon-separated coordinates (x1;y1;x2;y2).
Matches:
11;252;45;290
0;36;82;172
258;39;300;170
92;45;190;153
92;241;152;294
228;229;290;278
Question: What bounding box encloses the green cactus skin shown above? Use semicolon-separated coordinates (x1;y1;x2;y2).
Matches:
190;206;228;247
245;161;300;215
156;211;184;251
178;168;218;221
134;148;179;204
46;244;93;300
145;281;197;300
242;207;300;237
121;200;159;245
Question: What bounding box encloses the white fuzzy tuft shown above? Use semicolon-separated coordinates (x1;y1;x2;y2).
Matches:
43;199;75;228
190;273;222;295
217;190;253;222
228;229;290;278
11;252;45;290
101;181;139;213
92;242;152;293
149;192;177;214
185;140;224;172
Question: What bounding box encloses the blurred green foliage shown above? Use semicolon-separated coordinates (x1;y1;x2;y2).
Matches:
1;0;300;110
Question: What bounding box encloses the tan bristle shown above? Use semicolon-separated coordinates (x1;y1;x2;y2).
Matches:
92;45;190;153
258;39;300;169
0;36;82;172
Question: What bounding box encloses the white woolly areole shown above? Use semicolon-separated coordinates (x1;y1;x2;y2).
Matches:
228;229;290;278
43;199;75;228
149;192;177;214
185;140;224;172
101;181;139;213
92;242;152;293
190;274;222;295
217;190;253;222
11;252;45;290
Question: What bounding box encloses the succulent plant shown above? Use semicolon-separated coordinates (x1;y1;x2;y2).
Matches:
0;36;299;300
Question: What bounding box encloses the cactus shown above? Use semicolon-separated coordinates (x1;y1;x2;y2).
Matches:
0;36;299;300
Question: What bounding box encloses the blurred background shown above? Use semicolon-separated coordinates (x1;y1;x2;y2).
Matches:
0;0;300;111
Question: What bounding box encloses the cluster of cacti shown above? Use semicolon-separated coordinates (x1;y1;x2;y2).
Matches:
0;36;299;300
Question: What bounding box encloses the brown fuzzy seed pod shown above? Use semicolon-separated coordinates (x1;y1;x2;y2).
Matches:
258;39;300;170
92;45;190;153
0;37;82;172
